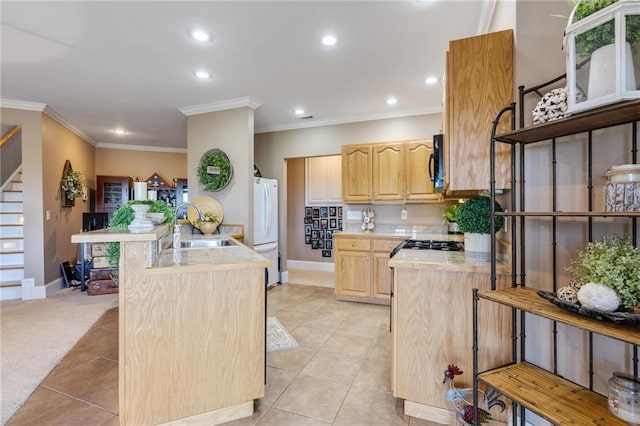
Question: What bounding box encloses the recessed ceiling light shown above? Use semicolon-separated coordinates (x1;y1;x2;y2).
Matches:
425;76;438;85
113;129;127;135
321;34;337;46
194;70;211;79
190;30;211;42
386;97;397;105
295;108;305;116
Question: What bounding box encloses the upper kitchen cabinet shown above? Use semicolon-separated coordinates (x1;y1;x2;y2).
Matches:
444;29;513;192
372;142;404;202
342;144;373;202
305;155;342;206
404;140;442;202
96;175;132;214
342;140;443;204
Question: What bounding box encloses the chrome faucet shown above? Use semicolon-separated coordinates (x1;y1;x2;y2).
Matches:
172;202;204;245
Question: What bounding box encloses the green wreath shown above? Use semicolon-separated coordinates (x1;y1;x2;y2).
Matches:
197;149;233;191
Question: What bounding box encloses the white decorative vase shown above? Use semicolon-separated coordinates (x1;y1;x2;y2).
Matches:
464;233;491;261
128;204;154;231
447;221;461;234
588;43;636;100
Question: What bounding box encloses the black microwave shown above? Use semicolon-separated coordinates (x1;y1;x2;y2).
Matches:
429;133;444;191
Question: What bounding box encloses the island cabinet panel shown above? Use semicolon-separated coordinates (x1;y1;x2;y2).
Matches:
342;144;372;202
404;140;440;202
391;267;511;424
119;241;265;426
372;143;404;201
445;29;513;192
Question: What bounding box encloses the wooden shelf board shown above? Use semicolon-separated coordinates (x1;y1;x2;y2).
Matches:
495;99;640;144
478;362;626;426
496;211;640;217
479;287;640;345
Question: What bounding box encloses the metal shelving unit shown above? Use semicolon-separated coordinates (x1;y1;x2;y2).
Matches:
472;79;640;425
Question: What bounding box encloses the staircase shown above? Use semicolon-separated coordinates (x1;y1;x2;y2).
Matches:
0;170;25;300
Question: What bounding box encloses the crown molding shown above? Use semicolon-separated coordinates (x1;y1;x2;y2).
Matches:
477;0;497;34
43;106;96;145
254;107;442;134
96;142;187;154
179;96;262;116
0;99;46;111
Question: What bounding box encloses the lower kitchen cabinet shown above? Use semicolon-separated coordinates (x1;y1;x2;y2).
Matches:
390;264;512;424
334;235;402;305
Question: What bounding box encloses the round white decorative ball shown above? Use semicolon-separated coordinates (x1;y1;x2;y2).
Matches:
577;283;620;312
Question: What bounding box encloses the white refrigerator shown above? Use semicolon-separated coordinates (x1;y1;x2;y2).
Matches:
253;177;279;288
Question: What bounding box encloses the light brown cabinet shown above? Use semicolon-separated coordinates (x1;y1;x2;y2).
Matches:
334;235;401;305
391;265;511;423
372;143;404;202
404;140;441;202
341;144;372;202
342;140;442;204
444;29;513;192
96;175;132;214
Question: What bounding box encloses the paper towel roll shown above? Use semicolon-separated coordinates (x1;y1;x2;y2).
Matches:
134;182;148;200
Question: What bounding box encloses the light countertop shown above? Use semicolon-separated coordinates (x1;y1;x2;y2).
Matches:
389;249;510;274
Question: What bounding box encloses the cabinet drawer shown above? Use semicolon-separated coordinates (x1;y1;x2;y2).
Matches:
372;239;403;253
336;238;371;251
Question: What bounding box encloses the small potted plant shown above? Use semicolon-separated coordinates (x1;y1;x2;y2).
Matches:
196;211;220;235
565;234;640;313
105;200;175;273
456;195;505;260
443;204;461;234
565;0;640;112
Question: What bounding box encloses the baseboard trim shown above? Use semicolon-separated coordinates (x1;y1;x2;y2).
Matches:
287;260;334;273
45;277;65;297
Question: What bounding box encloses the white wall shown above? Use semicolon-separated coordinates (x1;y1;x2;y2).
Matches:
186;107;255;244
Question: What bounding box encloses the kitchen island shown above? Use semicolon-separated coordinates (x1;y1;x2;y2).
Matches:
389;249;511;425
71;226;269;426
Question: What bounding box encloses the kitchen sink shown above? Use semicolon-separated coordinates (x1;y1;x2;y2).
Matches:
168;238;238;249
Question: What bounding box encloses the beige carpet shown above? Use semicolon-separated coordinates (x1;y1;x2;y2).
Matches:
0;288;118;424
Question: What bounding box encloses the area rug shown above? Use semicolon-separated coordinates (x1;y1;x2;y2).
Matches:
266;316;299;352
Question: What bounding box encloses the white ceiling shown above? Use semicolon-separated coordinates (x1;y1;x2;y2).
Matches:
1;1;495;150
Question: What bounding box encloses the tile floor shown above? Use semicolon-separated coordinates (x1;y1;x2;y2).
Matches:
7;282;444;426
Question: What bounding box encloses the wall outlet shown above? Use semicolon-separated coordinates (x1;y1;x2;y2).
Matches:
401;208;407;220
46;210;51;221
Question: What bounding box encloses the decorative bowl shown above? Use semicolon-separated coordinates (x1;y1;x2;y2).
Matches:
146;213;166;225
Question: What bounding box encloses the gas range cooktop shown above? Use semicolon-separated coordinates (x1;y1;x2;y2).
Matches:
390;239;463;258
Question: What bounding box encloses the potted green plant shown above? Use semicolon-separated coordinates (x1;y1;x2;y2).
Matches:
569;0;640;59
443;203;461;234
105;200;175;276
565;0;640;112
196;211;220;235
566;234;640;312
456;196;505;259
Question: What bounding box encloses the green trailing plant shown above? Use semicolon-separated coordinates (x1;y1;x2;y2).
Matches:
569;0;640;58
105;200;175;267
566;234;640;310
456;196;505;234
443;204;459;222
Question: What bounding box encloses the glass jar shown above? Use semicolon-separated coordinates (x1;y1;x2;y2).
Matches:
609;372;640;425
